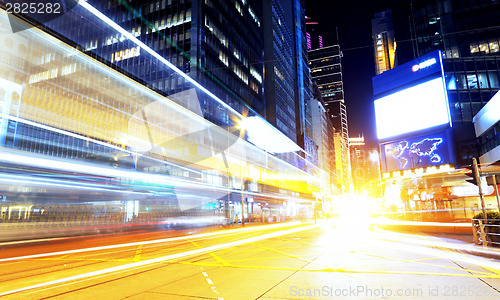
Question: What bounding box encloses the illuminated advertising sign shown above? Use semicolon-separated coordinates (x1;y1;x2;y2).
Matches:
380;131;453;173
374;77;451;140
411;58;437;72
372;50;443;96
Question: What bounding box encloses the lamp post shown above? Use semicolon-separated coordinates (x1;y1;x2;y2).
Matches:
237;117;247;226
241;165;245;226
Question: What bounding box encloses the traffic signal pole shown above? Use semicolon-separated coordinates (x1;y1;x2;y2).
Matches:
472;158;487;220
494;175;500;213
487;175;500;212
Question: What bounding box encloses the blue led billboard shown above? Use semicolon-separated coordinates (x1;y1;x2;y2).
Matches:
380;130;455;173
372;50;444;96
374;50;457;172
374;77;451;140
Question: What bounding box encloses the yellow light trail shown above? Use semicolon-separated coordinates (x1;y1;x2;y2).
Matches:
0;223;318;297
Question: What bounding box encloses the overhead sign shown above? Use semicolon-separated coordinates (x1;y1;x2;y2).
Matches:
372;50;443;96
374;77;450;140
411;58;437;72
380;130;455;173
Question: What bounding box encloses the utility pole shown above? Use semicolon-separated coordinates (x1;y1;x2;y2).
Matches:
486;175;500;212
473;158;487;220
494;175;500;214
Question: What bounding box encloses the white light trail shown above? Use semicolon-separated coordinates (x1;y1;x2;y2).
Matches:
0;222;316;297
0;222;302;263
0;148;308;203
0;113;200;175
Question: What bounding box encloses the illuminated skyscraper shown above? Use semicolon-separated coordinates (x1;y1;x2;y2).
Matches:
309;44;350;193
372;10;397;75
263;0;296;142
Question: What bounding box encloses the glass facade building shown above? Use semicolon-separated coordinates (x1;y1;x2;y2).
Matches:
263;0;296;143
0;4;321;230
26;0;265;128
408;0;500;166
309;45;350;193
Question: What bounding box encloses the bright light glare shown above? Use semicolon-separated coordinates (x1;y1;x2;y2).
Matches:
334;194;379;233
243;116;301;153
374;77;450;140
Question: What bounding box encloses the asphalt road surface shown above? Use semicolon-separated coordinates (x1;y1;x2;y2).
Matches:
1;220;500;299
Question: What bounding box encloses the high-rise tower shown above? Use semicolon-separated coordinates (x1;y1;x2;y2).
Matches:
372;10;397;75
263;0;297;142
309;45;350;193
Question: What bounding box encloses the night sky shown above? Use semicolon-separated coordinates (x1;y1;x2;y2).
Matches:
305;1;413;147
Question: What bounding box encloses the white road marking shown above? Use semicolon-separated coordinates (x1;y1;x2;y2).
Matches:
0;221;302;263
0;223;317;297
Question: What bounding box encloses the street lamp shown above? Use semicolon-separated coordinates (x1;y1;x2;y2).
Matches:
236;117;246;226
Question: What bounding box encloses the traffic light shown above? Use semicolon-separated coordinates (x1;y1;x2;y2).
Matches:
486;175;500;186
465;157;481;186
465;172;479;186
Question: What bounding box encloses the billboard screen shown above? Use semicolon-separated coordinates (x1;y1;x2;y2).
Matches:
374;77;450;140
380;131;453;173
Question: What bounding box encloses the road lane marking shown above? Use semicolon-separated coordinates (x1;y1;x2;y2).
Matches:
171;261;500;278
132;245;143;262
0;221;303;263
0;223;318;297
201;270;219;295
189;239;230;266
251;242;329;268
208;253;230;266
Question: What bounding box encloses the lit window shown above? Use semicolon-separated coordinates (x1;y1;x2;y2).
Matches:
470;44;479;53
248;6;260;27
377;46;383;51
479;42;489;54
250;81;259;93
250;67;262;83
467;74;478;88
235;1;243;15
274;66;284;81
219;51;228;66
490;40;499;53
111;46;140;63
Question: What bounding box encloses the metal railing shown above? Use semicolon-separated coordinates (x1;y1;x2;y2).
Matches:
471;219;500;247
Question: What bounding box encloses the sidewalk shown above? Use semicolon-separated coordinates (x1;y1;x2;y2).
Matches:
374;218;500;260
